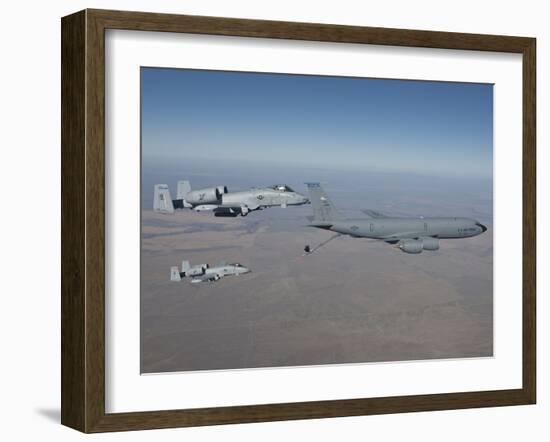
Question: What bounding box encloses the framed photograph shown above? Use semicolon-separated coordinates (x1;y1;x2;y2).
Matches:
61;9;536;433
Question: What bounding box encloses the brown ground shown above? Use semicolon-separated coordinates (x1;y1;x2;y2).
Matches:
141;208;493;373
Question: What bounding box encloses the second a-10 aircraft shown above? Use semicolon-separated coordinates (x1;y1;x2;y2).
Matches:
171;260;250;284
154;180;309;217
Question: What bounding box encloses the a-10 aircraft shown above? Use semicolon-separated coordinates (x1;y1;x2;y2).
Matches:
170;260;251;284
154;180;309;217
305;183;487;254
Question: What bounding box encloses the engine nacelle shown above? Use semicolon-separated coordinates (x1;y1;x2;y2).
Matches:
216;185;228;194
185;187;221;204
398;239;423;254
421;237;440;251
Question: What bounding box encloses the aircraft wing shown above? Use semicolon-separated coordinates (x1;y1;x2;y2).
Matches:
191;273;223;283
214;204;257;217
362;209;389;219
362;209;427;219
213;207;241;217
379;232;426;243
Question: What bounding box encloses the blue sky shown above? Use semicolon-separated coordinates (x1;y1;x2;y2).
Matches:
141;68;493;179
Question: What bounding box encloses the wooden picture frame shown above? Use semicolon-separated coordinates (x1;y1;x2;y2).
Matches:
61;9;536;433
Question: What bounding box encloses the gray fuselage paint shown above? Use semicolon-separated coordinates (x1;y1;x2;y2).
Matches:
324;217;486;240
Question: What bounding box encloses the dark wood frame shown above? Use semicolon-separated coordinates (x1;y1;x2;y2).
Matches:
61;8;536;433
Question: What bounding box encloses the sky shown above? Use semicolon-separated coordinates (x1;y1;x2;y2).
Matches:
141;67;493;179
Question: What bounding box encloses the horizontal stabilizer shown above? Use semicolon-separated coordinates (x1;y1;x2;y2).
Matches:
172;199;185;209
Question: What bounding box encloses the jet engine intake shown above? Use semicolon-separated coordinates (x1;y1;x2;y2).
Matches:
421;237;440;251
185;188;221;204
398;239;423;254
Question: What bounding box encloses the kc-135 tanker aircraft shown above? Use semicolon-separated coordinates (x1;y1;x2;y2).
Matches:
170;260;251;284
305;183;488;254
154;180;309;217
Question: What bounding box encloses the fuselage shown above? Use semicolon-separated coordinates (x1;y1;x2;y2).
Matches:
189;263;251;283
204;264;251;277
171;261;251;283
318;217;487;240
221;187;309;209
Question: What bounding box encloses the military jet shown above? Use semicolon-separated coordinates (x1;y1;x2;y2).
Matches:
154;180;309;217
305;183;487;254
170;260;251;284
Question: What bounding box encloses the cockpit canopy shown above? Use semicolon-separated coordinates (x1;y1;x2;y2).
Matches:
269;184;294;192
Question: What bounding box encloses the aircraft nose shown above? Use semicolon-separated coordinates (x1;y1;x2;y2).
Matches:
476;222;487;232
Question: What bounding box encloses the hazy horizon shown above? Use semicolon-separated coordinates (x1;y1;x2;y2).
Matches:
141;157;492;224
